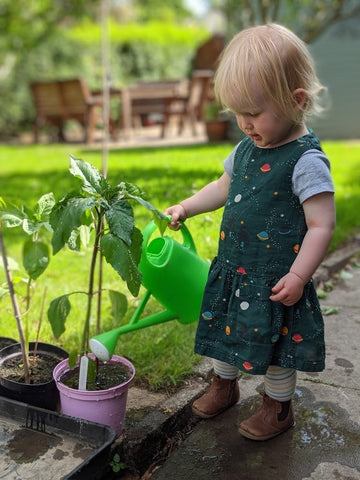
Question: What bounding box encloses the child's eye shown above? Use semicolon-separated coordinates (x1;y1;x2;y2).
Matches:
239;112;259;117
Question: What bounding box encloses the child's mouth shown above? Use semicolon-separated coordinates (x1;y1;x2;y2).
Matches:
250;134;261;141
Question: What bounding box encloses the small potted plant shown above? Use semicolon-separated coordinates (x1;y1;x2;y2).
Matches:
49;155;167;435
0;195;68;410
204;101;229;141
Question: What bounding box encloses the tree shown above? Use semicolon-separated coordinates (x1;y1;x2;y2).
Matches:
0;0;99;54
210;0;360;42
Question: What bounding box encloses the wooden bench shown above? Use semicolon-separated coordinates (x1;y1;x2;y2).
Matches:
30;78;113;144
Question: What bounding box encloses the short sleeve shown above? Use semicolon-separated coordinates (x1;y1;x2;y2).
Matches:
223;142;241;176
292;149;335;204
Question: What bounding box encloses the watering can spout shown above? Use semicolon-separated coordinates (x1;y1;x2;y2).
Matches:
90;220;209;361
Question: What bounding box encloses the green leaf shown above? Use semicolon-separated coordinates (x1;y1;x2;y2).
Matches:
153;212;170;236
316;289;327;299
100;233;128;279
66;229;81;251
79;224;91;248
34;192;55;220
105;200;134;246
69;155;109;195
129;194;165;216
321;306;339;316
126;227;143;296
22;218;38;235
50;197;96;254
87;356;97;382
116;181;146;199
108;290;128;321
100;228;142;296
68;350;78;370
127;194;168;234
22;239;50;280
47;295;71;338
340;270;353;280
0;205;26;228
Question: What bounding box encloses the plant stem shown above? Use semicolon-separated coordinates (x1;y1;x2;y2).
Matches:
34;286;47;357
25;277;32;350
81;212;103;353
96;249;103;335
0;226;31;383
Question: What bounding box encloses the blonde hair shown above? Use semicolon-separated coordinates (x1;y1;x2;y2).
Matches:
214;24;326;123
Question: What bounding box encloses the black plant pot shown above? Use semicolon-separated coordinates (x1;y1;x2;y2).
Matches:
0;337;18;351
0;342;68;411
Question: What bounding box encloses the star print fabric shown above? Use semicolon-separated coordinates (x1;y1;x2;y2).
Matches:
195;133;326;375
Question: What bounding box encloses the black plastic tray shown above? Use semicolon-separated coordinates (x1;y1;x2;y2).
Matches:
0;396;115;479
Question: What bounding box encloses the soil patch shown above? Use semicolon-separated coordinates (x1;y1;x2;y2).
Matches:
61;363;132;391
0;354;59;384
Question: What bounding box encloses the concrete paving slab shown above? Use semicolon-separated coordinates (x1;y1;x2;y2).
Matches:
149;261;360;480
109;242;359;479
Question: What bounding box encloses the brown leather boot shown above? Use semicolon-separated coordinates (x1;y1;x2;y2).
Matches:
192;371;240;419
239;392;294;441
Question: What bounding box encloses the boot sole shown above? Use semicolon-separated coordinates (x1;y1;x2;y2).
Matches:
192;399;239;419
238;421;294;441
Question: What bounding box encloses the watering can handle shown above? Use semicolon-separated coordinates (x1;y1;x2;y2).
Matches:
141;217;197;254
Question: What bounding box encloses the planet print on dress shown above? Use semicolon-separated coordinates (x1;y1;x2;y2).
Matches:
281;326;289;336
292;333;303;343
234;194;242;202
240;301;249;310
237;266;247;274
257;231;269;240
220;231;226;240
260;163;271;172
279;226;292;235
202;311;213;321
293;244;300;253
271;334;280;343
243;361;253;371
225;325;231;336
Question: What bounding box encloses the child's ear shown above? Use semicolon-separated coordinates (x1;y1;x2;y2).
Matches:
293;88;307;110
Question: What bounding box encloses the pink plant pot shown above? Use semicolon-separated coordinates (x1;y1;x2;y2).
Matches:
53;354;135;436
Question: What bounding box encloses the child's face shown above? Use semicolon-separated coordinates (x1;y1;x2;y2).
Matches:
235;99;302;149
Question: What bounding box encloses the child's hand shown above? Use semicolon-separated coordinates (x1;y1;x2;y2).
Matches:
270;272;305;306
164;204;187;230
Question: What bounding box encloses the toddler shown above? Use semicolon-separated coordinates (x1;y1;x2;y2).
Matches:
165;24;335;441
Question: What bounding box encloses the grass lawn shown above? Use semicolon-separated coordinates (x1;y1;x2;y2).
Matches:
0;140;359;391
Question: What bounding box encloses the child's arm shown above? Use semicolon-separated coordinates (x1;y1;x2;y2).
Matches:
270;192;335;306
165;172;231;230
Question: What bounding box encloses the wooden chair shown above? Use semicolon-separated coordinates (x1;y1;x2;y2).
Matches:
30;81;67;142
161;70;214;137
30;78;105;143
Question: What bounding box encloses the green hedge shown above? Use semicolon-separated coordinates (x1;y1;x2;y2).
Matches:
0;21;209;139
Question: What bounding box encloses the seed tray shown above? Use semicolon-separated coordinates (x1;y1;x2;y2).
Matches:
0;396;115;479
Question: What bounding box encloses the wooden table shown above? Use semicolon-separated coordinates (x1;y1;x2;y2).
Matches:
120;79;188;138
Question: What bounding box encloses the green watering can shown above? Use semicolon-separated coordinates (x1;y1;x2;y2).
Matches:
89;220;210;361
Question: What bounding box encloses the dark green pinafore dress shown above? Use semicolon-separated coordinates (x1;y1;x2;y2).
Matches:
195;133;326;375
